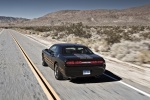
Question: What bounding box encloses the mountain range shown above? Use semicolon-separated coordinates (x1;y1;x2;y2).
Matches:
1;4;150;27
0;16;29;27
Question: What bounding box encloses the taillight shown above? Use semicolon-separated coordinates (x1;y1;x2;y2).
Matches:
66;61;82;65
91;60;103;64
74;61;82;64
97;61;104;64
66;61;75;65
66;60;103;65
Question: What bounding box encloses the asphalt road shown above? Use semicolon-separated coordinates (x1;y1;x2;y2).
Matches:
0;30;47;100
0;29;150;100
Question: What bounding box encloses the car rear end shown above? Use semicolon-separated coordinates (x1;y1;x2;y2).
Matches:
64;59;106;78
60;45;106;78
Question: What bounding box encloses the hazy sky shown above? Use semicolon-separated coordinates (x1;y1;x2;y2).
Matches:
0;0;150;19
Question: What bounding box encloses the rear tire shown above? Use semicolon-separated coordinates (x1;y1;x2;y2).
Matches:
54;63;63;80
42;61;48;66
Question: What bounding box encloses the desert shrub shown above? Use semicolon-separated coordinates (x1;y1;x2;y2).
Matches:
146;26;150;30
20;26;56;32
56;32;66;39
131;26;139;31
20;26;34;30
67;36;82;44
128;26;144;34
140;32;150;39
138;50;150;63
106;33;122;45
113;26;124;33
122;32;132;41
52;37;55;39
42;32;50;37
110;40;150;64
66;22;92;38
101;29;122;45
90;40;109;52
127;29;136;34
139;26;145;31
56;26;66;32
129;26;147;33
35;27;50;32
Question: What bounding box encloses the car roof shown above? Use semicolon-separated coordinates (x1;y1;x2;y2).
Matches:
54;43;86;47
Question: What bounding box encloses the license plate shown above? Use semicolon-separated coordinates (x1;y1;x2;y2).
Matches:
83;70;90;75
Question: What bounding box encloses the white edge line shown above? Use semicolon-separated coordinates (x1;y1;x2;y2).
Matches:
13;30;150;98
26;35;49;47
104;73;150;98
25;35;54;49
0;29;4;34
12;30;49;47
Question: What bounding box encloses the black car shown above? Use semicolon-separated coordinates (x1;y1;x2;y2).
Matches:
42;43;106;80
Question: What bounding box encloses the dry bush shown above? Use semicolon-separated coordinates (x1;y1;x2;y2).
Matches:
66;22;92;38
140;32;150;39
138;50;150;63
41;32;50;37
103;30;122;45
69;37;85;44
122;32;132;41
87;39;109;52
110;42;130;59
110;40;150;64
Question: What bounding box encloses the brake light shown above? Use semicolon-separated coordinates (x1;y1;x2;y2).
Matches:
91;60;103;64
74;61;82;64
66;60;103;65
66;61;82;65
97;61;104;64
66;61;74;65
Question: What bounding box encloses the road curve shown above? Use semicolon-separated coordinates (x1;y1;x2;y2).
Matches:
0;29;150;100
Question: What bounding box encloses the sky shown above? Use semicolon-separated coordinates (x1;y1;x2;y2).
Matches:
0;0;150;19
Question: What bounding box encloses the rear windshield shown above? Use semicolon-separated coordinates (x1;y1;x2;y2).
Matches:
62;46;93;54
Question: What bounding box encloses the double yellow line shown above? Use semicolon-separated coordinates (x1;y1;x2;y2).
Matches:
10;33;61;100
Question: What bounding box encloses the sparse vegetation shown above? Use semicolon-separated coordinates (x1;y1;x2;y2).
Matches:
14;25;150;65
140;32;150;39
66;22;92;38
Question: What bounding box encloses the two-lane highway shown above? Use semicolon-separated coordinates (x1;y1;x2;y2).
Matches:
0;29;150;100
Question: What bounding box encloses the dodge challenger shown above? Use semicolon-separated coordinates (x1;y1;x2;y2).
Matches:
42;43;106;80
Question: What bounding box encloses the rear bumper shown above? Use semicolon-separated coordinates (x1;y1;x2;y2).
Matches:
64;64;106;78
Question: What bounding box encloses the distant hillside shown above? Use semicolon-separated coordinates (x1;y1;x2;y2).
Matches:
1;4;150;27
0;16;29;27
21;4;150;26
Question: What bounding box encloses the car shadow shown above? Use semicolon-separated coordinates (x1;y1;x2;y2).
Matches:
70;70;122;84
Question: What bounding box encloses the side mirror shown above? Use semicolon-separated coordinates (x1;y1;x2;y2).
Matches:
45;49;48;51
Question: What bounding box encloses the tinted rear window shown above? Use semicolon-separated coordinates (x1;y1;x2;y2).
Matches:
62;46;93;54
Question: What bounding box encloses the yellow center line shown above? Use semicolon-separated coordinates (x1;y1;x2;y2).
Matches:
10;33;61;100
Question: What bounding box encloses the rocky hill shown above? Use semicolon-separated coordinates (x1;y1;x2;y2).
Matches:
22;4;150;26
1;4;150;27
0;16;29;27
